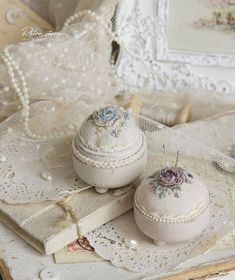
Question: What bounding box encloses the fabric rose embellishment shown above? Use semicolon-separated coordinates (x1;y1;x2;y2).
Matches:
158;167;185;187
148;167;193;198
92;105;130;137
93;105;124;127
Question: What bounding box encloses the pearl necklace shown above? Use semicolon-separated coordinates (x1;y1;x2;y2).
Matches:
0;9;153;140
0;49;67;140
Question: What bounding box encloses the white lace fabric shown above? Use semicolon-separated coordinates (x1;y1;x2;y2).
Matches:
0;0;235;275
0;0;121;203
0;0;155;203
86;114;235;276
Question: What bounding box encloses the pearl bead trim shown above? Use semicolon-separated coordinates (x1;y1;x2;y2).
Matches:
72;133;146;169
134;194;210;224
0;50;69;140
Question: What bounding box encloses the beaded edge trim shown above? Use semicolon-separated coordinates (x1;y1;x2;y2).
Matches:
134;194;210;224
72;133;146;169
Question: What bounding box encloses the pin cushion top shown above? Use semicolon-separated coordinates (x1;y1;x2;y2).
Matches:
75;105;144;156
134;166;210;223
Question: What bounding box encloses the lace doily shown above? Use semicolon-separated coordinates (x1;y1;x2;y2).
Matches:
86;115;235;276
0;3;234;276
0;102;94;204
0;0;127;203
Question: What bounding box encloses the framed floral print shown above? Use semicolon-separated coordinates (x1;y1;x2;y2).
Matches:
157;0;235;66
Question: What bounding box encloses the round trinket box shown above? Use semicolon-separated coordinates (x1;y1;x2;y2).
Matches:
72;105;147;194
134;151;210;245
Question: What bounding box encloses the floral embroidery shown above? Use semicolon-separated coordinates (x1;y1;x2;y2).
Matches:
92;105;130;137
148;167;193;198
93;105;124;127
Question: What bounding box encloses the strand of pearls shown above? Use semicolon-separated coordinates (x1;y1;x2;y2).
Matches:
0;8;153;140
1;49;70;140
0;51;34;137
63;10;124;89
134;195;210;224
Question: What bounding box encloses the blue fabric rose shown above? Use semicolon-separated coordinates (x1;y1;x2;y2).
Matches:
93;106;123;127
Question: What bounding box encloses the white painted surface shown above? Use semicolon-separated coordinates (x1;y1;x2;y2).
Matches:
0;187;135;255
0;1;234;279
117;0;235;94
1;219;235;280
0;223;143;280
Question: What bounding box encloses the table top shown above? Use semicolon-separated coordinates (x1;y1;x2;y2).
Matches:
1;219;235;280
0;222;143;280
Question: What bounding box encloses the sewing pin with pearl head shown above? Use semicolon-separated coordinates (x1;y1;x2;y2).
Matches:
162;145;169;167
175;151;180;168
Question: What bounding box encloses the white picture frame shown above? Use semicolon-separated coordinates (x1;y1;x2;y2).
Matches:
117;0;235;94
157;0;235;67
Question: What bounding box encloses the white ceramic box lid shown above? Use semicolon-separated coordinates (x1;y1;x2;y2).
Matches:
76;105;142;155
